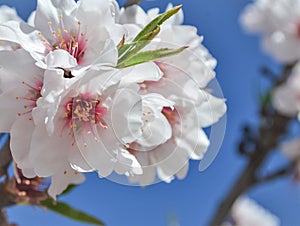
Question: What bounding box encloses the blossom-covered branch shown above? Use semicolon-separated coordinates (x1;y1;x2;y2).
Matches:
209;64;294;226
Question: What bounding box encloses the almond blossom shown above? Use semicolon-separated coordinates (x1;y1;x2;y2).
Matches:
114;4;226;185
0;0;227;194
223;197;280;226
0;49;85;198
124;61;226;185
32;67;144;179
240;0;300;63
272;62;300;118
0;0;125;74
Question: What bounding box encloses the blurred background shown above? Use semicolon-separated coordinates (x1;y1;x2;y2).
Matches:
0;0;299;225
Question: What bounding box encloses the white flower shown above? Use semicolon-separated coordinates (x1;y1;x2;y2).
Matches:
0;5;22;51
272;63;300;118
0;0;122;73
114;4;226;185
0;49;85;198
240;0;300;63
32;66;143;179
223;196;280;226
124;61;226;186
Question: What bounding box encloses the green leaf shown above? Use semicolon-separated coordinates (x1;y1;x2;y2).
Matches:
40;199;105;226
60;184;77;196
117;46;188;68
133;5;182;42
118;26;160;63
118;5;182;60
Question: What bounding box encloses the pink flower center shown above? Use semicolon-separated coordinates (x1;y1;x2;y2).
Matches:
39;16;88;64
16;79;43;120
162;107;180;127
63;93;108;138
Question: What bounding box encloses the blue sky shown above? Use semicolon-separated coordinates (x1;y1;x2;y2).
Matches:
1;0;300;225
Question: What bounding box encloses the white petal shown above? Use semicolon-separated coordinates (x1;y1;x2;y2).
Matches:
73;123;116;178
151;143;189;183
129;152;156;186
45;50;77;69
89;39;118;69
0;21;45;54
119;5;150;25
120;62;163;85
48;163;85;199
110;88;143;143
137;116;172;148
76;0;115;27
34;0;76;40
68;147;94;173
29;125;67;177
21;168;37;179
196;92;227;127
10;117;35;169
114;149;143;175
0;6;22;23
176;162;189;180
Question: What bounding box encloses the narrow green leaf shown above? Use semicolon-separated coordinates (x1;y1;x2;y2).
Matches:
133;5;182;42
118;26;160;63
118;5;182;59
40;199;105;226
117;46;188;68
60;184;77;196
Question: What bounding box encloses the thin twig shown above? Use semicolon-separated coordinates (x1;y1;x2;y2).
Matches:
255;164;294;185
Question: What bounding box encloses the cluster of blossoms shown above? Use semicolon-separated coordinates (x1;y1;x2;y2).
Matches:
0;0;226;198
222;197;280;226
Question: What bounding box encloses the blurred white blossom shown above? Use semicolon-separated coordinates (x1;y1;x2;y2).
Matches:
223;197;280;226
240;0;300;63
272;62;300;118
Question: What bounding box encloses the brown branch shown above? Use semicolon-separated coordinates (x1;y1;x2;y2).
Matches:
0;181;17;226
0;209;9;226
0;136;12;178
255;164;294;185
208;64;295;226
124;0;141;8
